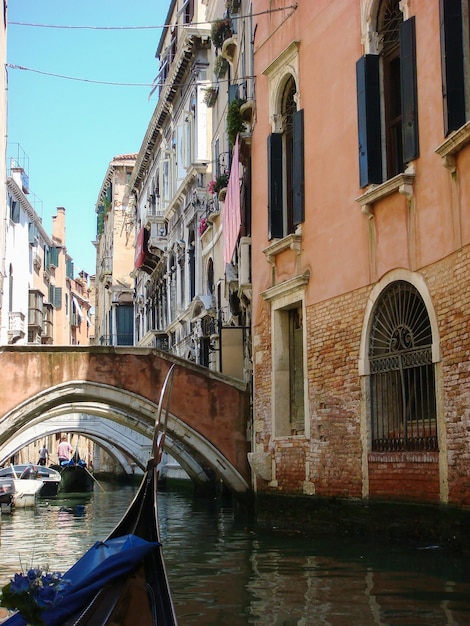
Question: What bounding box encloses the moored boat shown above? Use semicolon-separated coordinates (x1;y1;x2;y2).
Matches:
0;464;61;498
0;477;15;513
10;476;43;509
1;364;178;625
50;459;94;493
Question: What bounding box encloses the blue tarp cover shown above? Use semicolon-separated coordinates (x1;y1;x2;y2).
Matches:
3;534;160;626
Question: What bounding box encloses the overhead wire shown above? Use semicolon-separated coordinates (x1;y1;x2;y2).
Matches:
6;4;297;95
7;5;298;30
5;63;256;92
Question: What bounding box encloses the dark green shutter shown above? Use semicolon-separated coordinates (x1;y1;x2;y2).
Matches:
356;55;382;188
292;109;304;226
268;133;283;239
229;84;239;103
440;0;466;135
116;305;134;346
66;259;74;279
400;17;419;163
49;246;60;268
28;222;38;245
49;285;62;309
11;199;20;223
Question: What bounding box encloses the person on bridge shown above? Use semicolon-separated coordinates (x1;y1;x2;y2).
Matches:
58;435;73;465
38;443;49;466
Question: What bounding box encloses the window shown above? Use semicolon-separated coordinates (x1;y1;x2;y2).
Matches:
207;258;214;295
115;305;134;346
368;281;437;452
42;303;53;342
49;285;62;309
272;303;305;436
48;247;60;269
267;76;304;239
188;229;196;301
440;0;470;135
28;222;39;246
28;290;43;329
9;197;20;223
356;0;419;187
66;259;74;280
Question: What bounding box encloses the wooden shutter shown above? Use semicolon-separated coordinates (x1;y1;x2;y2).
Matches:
400;17;419;163
49;285;62;309
440;0;466;135
268;133;283;239
66;259;74;279
356;55;382;188
49;246;60;268
292;109;304;226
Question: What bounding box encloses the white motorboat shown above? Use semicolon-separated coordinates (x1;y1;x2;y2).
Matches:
1;464;62;496
0;465;45;508
11;477;43;507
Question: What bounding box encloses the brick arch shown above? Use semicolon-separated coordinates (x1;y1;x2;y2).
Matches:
0;346;251;493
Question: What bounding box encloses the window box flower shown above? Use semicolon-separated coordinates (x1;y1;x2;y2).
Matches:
227;98;247;148
208;172;229;196
203;86;218;107
214;55;229;79
199;216;210;236
210;18;233;49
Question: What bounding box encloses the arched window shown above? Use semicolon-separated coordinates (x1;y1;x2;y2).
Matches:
368;281;437;452
356;0;419;186
267;75;304;239
207;257;214;294
380;0;404;179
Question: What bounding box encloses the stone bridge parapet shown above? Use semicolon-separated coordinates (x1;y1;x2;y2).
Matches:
0;346;251;492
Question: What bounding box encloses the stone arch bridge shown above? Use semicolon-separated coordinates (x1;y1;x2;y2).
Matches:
0;346;251;494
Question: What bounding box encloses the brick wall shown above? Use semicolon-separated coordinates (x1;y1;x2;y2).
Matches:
368;452;440;503
423;247;470;507
253;245;470;509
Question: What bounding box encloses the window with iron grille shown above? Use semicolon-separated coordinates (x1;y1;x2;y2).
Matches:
369;281;437;452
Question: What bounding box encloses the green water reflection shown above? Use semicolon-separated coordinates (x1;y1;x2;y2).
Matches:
0;486;469;625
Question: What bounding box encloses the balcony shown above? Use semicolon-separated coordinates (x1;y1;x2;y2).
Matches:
8;311;25;343
42;319;53;343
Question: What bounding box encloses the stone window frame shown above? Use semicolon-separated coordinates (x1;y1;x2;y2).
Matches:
358;268;448;498
356;0;417;210
261;270;310;440
263;41;302;245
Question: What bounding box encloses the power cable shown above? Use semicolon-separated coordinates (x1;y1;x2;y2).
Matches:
7;5;297;30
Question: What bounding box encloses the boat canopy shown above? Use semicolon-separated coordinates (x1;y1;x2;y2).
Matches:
3;534;160;626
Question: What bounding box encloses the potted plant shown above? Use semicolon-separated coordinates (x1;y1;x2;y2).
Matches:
226;98;247;148
210;18;232;49
214;55;229;79
208;172;229;196
199;216;210;236
203;86;218;107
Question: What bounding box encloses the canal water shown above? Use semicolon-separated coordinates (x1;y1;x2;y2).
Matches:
0;485;470;625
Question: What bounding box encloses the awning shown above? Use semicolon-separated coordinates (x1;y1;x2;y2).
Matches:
134;227;159;274
223;135;241;265
134;227;147;269
72;296;83;322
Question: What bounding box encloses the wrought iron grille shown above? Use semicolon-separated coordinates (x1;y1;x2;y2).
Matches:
369;281;438;452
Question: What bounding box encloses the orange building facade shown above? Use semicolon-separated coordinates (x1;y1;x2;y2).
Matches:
249;0;470;508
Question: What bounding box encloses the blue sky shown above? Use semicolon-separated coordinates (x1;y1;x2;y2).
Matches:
7;0;171;274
